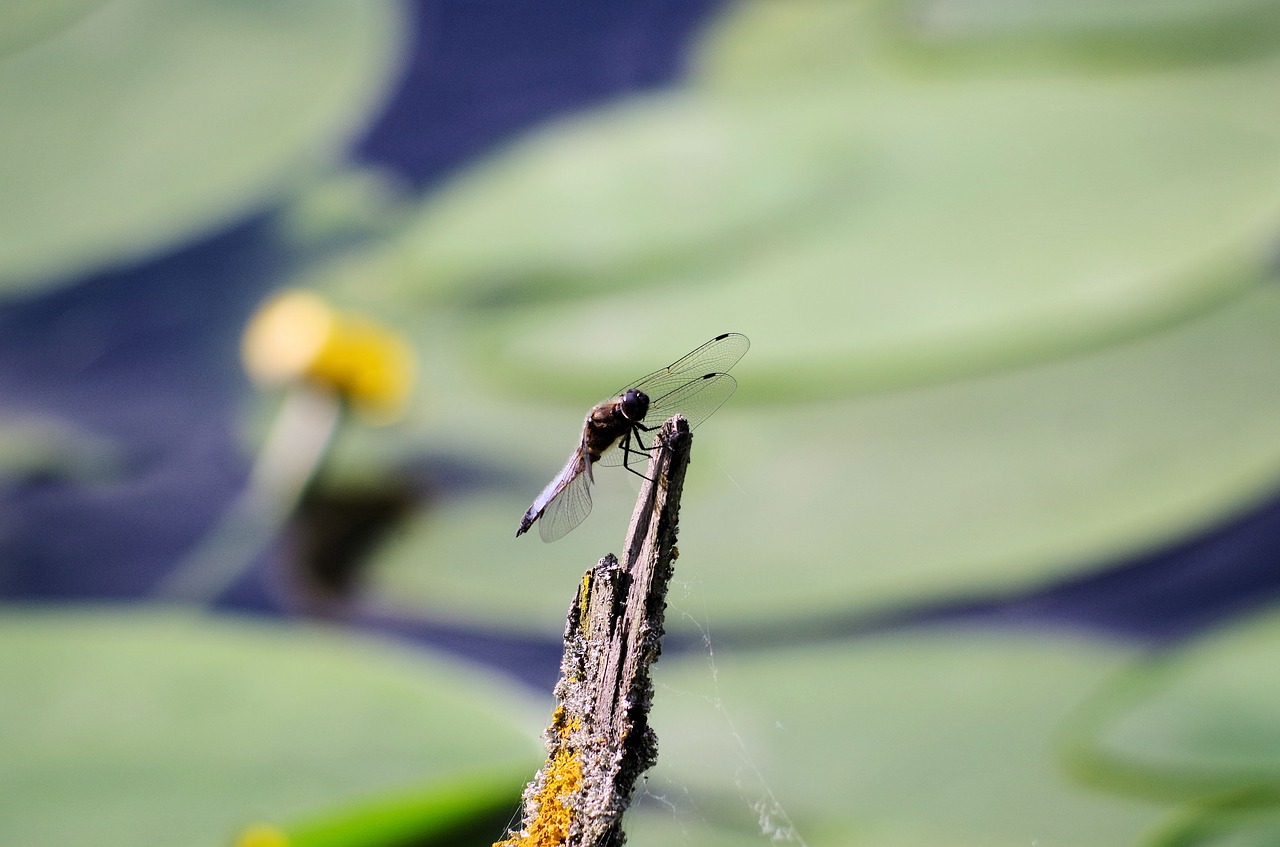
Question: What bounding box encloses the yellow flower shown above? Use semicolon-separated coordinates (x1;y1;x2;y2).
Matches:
242;290;415;423
233;823;290;847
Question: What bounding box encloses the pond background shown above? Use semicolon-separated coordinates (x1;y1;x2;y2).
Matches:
4;2;1280;845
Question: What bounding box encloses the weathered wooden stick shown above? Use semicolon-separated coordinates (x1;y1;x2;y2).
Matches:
496;414;692;847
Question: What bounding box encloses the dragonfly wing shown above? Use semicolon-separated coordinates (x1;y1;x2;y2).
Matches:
539;466;594;542
645;371;737;430
595;427;646;470
519;445;588;537
597;372;738;469
620;333;749;406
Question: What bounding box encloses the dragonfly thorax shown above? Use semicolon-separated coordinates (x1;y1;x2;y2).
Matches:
618;388;650;423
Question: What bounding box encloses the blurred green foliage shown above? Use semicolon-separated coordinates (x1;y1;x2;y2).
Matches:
0;0;402;293
1067;608;1280;800
5;0;1280;844
0;610;538;847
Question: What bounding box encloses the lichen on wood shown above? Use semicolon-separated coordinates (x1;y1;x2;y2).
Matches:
496;415;692;847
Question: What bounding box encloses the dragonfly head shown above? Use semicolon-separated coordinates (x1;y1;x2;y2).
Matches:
618;388;650;423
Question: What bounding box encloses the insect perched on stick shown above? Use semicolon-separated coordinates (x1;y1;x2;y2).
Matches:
516;332;749;542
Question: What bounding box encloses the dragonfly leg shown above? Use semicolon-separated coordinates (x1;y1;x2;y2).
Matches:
620;429;655;481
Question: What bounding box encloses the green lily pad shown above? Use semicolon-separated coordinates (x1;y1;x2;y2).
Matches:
333;50;1280;400
642;627;1163;846
872;0;1280;72
323;91;866;310
696;0;1280;90
1065;606;1280;800
0;608;540;847
0;0;404;295
366;284;1280;631
279;769;525;847
463;72;1280;401
690;0;885;93
1148;798;1280;847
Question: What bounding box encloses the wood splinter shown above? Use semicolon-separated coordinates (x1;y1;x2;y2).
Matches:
496;414;693;847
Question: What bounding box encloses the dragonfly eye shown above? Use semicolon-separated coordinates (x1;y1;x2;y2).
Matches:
619;388;650;422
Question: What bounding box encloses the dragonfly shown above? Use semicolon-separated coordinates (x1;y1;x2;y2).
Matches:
517;332;750;542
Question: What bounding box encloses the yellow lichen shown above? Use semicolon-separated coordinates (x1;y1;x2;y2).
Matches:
577;571;593;632
494;747;584;847
559;715;583;740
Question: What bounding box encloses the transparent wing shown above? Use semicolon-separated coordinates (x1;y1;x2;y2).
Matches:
539;467;594;542
595;432;635;470
645;371;738;430
597;372;737;467
619;332;749;410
